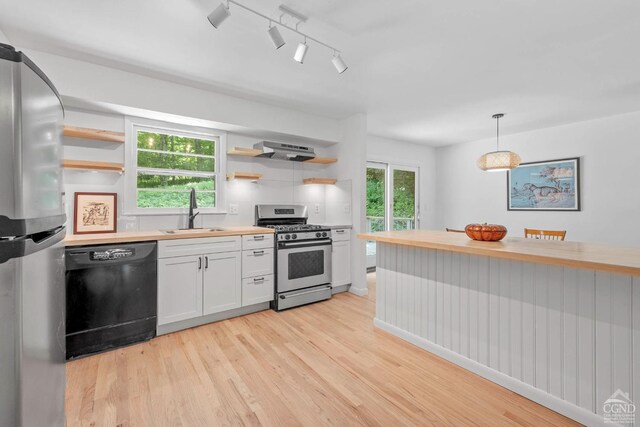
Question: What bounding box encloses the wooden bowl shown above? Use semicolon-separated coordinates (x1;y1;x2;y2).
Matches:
465;223;508;242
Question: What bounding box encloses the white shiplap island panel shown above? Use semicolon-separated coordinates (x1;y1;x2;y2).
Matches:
374;242;639;427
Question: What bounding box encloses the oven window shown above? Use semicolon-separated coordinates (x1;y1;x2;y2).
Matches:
288;250;324;279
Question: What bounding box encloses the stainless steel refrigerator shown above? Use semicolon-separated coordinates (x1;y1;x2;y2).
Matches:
0;43;66;427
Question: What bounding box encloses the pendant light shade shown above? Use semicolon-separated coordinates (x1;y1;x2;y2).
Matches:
294;41;309;63
477;150;522;172
207;3;231;28
477;113;521;172
267;25;285;49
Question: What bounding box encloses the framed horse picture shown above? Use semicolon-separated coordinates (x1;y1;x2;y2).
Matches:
507;157;580;211
73;192;118;234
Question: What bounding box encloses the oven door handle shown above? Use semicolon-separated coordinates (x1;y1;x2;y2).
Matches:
278;238;332;248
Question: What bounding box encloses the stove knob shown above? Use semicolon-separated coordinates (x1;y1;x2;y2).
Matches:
291;234;297;240
322;232;328;237
316;232;321;237
285;234;291;240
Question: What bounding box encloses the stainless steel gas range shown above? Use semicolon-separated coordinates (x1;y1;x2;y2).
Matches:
255;204;332;311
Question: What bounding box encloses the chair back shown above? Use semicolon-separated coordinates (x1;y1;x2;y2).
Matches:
524;228;567;241
446;228;465;233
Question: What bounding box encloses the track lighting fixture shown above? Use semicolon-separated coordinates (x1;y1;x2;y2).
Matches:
267;23;286;49
294;40;309;64
331;53;348;74
207;2;230;29
207;1;348;73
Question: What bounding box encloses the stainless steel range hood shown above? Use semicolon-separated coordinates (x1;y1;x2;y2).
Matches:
253;141;316;162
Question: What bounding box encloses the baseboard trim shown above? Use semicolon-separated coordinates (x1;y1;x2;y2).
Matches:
373;318;607;427
158;302;270;335
348;286;368;296
332;284;350;294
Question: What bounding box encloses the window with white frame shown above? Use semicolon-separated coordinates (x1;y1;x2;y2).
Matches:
124;118;226;214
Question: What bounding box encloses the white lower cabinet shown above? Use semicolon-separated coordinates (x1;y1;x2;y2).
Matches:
242;275;274;306
331;229;351;287
203;251;242;315
158;255;203;325
158;234;274;332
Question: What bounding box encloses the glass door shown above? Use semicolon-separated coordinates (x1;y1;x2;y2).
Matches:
391;166;418;231
366;163;419;268
366;163;387;268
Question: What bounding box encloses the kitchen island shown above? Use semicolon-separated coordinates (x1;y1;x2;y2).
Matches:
359;230;640;426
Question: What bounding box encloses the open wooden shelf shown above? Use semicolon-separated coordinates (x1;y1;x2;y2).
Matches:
304;156;337;164
63;160;124;173
63;126;125;144
227;146;337;164
227;147;264;157
303;178;337;185
227;172;263;181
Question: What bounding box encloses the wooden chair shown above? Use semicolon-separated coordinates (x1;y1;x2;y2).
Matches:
446;228;465;233
524;228;567;241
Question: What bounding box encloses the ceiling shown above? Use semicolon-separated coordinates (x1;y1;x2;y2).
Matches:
1;0;639;146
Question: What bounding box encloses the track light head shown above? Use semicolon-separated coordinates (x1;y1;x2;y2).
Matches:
331;54;348;74
294;41;309;64
207;3;230;28
267;24;285;49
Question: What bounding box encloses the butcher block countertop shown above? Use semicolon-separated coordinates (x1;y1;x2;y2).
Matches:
64;226;274;247
359;230;640;276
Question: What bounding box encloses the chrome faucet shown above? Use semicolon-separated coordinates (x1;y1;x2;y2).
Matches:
188;188;199;229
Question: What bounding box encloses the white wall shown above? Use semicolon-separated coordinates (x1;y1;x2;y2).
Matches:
23;49;341;144
367;135;438;229
327;114;368;295
435;111;640;245
62;108;339;233
0;27;9;44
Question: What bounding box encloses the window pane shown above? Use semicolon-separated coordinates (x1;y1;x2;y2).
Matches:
137;131;215;156
137;151;214;172
392;169;416;230
137;190;216;209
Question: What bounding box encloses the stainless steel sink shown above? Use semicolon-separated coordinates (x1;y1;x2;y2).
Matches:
160;227;226;234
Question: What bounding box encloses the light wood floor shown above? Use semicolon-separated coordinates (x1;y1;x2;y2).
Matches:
66;284;577;426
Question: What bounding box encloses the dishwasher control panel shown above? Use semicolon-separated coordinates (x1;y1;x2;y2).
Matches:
90;248;135;261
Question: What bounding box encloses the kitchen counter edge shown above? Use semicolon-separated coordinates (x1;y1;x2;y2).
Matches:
64;226;274;247
359;229;640;276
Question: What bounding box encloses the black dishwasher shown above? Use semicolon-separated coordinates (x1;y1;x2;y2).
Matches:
65;242;157;359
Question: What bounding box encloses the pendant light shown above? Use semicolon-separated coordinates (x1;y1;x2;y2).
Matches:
477;113;521;172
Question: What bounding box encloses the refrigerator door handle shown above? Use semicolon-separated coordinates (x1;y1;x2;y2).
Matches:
0;226;66;264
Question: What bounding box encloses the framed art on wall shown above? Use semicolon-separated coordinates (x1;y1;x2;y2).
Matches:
507;157;580;211
73;192;118;234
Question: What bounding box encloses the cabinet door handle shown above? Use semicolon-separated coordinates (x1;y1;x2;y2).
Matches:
205;256;209;269
254;235;265;241
335;229;345;233
198;257;202;270
253;277;265;283
253;250;265;256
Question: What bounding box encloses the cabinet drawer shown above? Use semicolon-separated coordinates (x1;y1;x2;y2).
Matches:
242;275;274;306
331;228;351;242
242;248;274;278
242;234;274;250
158;236;241;258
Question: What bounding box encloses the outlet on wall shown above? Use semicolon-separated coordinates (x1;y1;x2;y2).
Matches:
343;203;351;214
314;203;320;214
229;204;239;215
